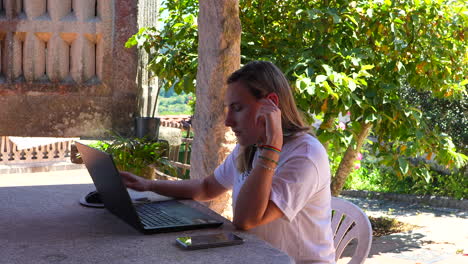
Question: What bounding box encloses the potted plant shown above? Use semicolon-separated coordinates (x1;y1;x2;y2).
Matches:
90;133;175;180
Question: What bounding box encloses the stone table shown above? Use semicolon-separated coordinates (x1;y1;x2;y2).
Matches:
0;172;292;264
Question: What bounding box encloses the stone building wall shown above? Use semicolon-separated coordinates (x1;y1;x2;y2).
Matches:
0;0;139;137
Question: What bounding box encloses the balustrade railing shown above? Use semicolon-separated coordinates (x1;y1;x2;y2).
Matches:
0;136;73;164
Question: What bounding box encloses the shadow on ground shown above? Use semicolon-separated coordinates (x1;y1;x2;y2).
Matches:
342;196;468;219
342;231;429;257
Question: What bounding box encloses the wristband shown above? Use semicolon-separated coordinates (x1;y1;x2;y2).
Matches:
259;144;281;153
256;162;275;171
258;155;279;165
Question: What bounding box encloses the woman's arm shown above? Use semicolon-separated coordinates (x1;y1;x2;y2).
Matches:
233;97;285;230
120;172;228;201
232;150;284;230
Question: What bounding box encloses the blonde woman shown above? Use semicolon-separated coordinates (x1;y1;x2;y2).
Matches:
121;61;336;264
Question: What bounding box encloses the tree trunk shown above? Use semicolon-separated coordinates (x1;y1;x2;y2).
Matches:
190;0;241;214
331;122;373;196
318;112;337;151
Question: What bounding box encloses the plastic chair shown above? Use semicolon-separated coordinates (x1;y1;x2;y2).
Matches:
331;197;372;264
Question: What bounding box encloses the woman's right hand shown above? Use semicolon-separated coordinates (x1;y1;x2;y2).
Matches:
120;171;151;192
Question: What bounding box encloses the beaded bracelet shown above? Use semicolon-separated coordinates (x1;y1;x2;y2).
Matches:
256;162;275;171
259;144;282;153
258;155;279;165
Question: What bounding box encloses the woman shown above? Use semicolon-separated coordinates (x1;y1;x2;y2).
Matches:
121;61;336;264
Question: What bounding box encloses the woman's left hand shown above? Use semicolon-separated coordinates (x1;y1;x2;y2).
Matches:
256;98;283;148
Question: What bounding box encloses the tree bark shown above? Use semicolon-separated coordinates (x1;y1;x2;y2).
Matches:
331;122;373;196
191;0;241;214
318;112;337;151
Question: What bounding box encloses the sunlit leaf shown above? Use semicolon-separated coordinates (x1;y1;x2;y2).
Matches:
398;157;409;175
316;75;328;83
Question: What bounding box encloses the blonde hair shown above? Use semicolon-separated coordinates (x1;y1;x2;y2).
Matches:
227;61;310;172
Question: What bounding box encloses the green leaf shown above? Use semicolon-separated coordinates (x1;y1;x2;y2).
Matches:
322;65;333;76
398;157;409;175
397;61;405;72
361;65;374;71
317;131;335;143
348;79;357;91
394;18;405;24
350;93;363;108
415;130;424;139
307;83;316;95
423;169;431;184
315;75;328;83
365;113;377;124
344;14;358;27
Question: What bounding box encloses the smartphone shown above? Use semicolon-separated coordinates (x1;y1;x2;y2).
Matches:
176;232;244;250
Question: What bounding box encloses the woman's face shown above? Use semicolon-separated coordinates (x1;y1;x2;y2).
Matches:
224;81;264;146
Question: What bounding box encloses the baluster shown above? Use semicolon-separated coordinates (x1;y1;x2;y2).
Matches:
13;32;25;80
64;141;71;157
23;0;46;20
23;147;35;162
69;35;84;82
83;34;96;82
75;0;96;21
35;32;51;81
31;147;38;160
95;34;102;81
52;142;59;158
0;32;4;80
7;139;21;162
60;33;76;83
22;32;34;81
41;145;49;160
0;136;6;162
11;0;25;19
48;0;71;21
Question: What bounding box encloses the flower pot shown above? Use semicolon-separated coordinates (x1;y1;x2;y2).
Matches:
135;117;160;140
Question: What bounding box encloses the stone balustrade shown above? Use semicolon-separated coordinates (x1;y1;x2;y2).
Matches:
0;136;72;164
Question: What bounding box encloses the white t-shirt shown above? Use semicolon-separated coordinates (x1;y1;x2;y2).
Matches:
214;133;336;264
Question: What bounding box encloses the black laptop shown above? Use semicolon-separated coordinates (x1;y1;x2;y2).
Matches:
75;142;223;234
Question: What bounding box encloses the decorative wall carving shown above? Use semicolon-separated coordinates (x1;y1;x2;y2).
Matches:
0;0;138;137
0;0;107;84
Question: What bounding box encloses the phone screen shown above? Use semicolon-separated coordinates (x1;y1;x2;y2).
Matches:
176;233;243;249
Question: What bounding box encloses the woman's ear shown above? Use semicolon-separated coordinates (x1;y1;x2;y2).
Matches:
266;93;279;106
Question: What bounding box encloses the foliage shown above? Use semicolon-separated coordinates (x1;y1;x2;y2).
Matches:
239;0;468;194
402;87;467;154
89;133;175;178
125;0;198;95
343;155;468;199
126;0;468;195
158;90;193;115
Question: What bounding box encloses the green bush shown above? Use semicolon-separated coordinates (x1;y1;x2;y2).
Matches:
343;155;468;199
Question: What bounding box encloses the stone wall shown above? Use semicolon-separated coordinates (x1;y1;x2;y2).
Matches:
0;0;139;137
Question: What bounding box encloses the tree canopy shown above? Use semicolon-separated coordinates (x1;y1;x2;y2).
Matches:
127;0;467;195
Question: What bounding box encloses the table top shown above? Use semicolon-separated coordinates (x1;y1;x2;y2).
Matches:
0;170;292;264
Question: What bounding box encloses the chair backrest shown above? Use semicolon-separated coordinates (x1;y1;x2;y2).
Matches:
331;197;372;264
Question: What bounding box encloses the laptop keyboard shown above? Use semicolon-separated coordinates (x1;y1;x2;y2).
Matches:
135;203;187;227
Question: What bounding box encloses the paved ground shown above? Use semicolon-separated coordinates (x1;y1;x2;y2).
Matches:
1;167;467;264
338;196;468;264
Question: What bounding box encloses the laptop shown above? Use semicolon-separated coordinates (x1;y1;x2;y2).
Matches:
75;142;223;234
